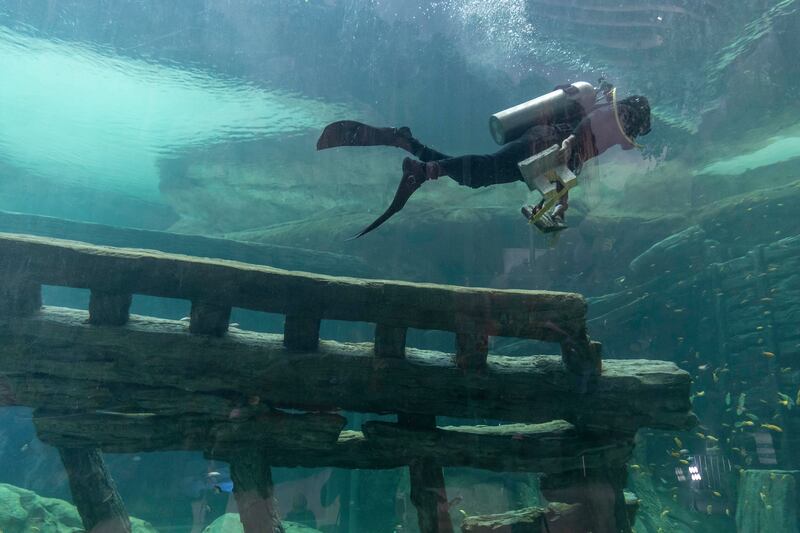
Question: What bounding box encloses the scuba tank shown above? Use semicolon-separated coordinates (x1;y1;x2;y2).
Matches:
489;81;596;145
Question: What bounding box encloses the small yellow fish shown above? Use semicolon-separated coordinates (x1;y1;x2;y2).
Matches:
669;450;682;458
713;491;721;497
630;464;641;471
696;432;706;439
674;437;683;448
661;509;670;518
679;459;689;465
706;435;719;444
742;421;755;427
695;391;706;397
706;504;713;515
761;424;783;432
763;351;775;358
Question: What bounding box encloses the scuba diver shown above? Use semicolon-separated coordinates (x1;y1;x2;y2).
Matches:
317;79;651;237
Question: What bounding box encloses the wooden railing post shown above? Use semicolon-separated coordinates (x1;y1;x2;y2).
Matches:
455;332;488;371
190;300;231;336
283;315;321;351
375;324;407;358
560;334;602;378
89;291;132;326
0;280;40;317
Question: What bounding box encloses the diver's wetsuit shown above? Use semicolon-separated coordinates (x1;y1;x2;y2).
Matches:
411;123;578;188
410;101;634;197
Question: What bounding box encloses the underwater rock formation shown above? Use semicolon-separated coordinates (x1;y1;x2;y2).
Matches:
736;470;799;533
0;483;156;533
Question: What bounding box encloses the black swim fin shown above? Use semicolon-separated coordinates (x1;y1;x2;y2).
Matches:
317;120;413;151
351;162;426;239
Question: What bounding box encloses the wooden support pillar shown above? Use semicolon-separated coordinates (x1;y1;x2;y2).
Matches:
455;332;488;371
189;300;231;336
0;280;41;317
399;414;454;533
540;466;632;533
375;324;407;358
560;334;602;378
229;450;284;533
88;291;132;326
58;447;131;533
283;315;320;351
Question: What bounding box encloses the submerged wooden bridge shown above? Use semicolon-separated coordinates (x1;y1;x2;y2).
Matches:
0;232;693;533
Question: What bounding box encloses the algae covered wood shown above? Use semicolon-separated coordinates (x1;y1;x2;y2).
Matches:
460;503;582;533
58;447;132;533
0;307;693;433
0;232;587;341
26;390;633;472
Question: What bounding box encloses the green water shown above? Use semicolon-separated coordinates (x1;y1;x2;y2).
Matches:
1;1;799;532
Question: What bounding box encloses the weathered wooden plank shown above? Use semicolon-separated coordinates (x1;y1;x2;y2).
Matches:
190;301;231;336
362;421;634;472
88;291;132;326
58;447;131;533
34;408;346;454
283;315;321;351
0;307;693;434
36;414;635;473
461;503;583;533
374;324;407;358
0;233;587;341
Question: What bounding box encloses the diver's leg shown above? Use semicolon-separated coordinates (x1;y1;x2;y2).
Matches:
316;120;451;160
434;125;562;188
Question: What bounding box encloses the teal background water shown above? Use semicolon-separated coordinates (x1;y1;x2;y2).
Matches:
1;1;800;532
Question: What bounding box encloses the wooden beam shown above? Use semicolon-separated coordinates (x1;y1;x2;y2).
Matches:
58;447;131;533
88;291;132;326
0;307;694;434
0;233;587;342
461;503;583;533
30;402;634;474
33;408;346;453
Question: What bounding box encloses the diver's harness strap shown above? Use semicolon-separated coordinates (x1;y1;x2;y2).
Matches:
610;87;643;149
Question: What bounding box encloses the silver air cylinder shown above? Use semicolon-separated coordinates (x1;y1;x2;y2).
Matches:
489;81;596;145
